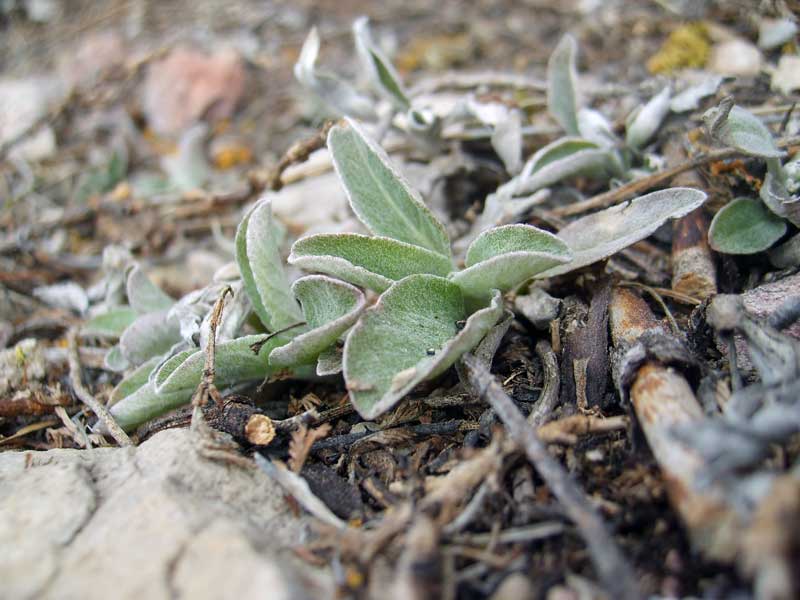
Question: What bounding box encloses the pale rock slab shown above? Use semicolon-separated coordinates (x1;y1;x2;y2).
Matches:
0;428;331;600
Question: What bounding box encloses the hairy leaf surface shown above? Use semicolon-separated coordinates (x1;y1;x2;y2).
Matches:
538;187;707;277
353;17;410;110
83;306;137;338
547;34;580;136
328;119;451;256
289;233;453;292
344;275;503;419
235;199;303;331
127;266;174;314
709;197;787;254
269;276;366;368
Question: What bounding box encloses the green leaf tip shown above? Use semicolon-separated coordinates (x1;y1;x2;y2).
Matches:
327;118;451;257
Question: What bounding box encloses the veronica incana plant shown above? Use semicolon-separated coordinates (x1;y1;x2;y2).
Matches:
107;114;706;430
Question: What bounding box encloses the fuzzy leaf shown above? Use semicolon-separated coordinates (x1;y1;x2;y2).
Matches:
704;104;784;158
547;34;580;136
467;98;523;173
452;225;571;302
709;197;787;254
328;119;451;257
670;76;723;113
577;108;617;147
625;86;671;150
126;266;174;314
154;334;284;394
269;276;366;368
235;199;303;331
294;27;378;121
103;345;129;372
83;306;137;338
353;17;410;110
761;161;800;227
109;357;161;406
464;224;570;267
538;187;707;278
119;310;181;366
510;137;614;196
344;275;503;419
316;346;343;376
289;233;453;292
109;381;191;432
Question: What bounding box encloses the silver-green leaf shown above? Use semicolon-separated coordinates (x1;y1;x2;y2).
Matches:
269;276;366;368
109;381;192;432
119;310;181;366
294;26;378;121
538;187;707;278
353;17;410;111
289;233;453;292
451;225;572;302
126;266;174;314
316;346;343;376
508;137;614;197
343;275;504;419
328;118;451;257
109;356;161;406
154;334;284;395
625;86;671;150
703;104;784;158
83;306;137;338
235;199;303;331
708;197;787;255
547;34;580;136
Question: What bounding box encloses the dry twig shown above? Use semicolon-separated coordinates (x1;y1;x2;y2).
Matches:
66;327;132;447
552;134;800;218
461;354;642;600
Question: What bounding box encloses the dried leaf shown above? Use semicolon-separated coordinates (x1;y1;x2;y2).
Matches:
288;423;332;473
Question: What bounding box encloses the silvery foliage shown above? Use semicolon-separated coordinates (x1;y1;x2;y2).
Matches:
99;23;708;432
456;34;684;253
704;100;800;256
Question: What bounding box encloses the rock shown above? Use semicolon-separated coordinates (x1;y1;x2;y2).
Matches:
708;39;763;78
0;428;331;600
771;55;800;96
142;47;247;135
0;77;65;160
